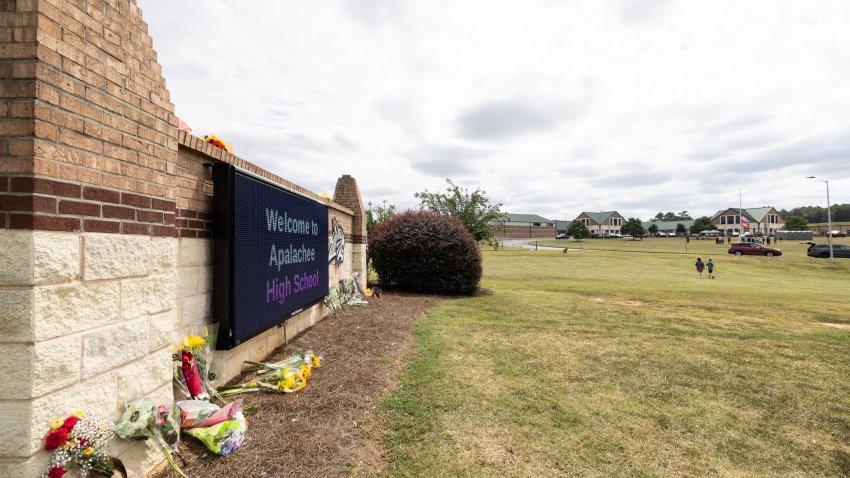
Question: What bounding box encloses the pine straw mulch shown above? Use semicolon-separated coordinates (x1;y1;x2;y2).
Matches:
151;291;441;478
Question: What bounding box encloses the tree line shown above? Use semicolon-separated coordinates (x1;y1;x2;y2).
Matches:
779;204;850;223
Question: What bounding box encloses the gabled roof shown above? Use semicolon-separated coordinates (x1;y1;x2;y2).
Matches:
744;207;774;222
498;213;554;223
579;211;616;224
710;208;761;222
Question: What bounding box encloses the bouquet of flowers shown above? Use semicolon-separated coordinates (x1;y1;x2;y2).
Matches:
174;331;221;402
42;411;115;478
177;400;247;456
217;349;321;397
113;397;187;478
324;274;368;317
202;134;234;153
324;282;343;318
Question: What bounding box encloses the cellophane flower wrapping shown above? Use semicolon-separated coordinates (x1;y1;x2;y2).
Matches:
113;396;180;449
173;330;221;401
179;400;247;456
217;349;322;397
114;396;188;478
42;411;114;478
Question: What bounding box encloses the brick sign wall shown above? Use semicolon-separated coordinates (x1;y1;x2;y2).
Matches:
0;2;366;476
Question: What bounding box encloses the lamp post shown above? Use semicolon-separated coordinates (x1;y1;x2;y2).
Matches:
806;176;833;263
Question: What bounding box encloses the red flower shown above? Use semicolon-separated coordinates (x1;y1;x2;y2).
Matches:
47;466;66;478
45;428;69;451
62;415;78;431
181;350;204;399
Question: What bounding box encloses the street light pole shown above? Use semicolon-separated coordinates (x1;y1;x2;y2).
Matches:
807;176;834;263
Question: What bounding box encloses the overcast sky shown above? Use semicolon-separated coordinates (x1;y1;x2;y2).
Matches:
138;0;850;221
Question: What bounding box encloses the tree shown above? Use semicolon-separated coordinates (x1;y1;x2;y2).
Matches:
648;223;658;235
414;178;503;244
663;212;678;221
366;201;396;236
690;216;714;234
676;223;686;235
567;220;591;240
782;215;808;231
622;218;646;240
654;212;664;220
679;211;692;220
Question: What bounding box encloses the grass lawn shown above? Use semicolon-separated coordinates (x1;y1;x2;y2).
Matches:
381;239;850;477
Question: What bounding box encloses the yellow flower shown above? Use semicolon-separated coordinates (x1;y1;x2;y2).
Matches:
73;410;84;417
182;335;206;349
50;419;63;430
365;288;372;297
300;364;311;379
84;447;94;456
246;382;257;388
311;355;321;367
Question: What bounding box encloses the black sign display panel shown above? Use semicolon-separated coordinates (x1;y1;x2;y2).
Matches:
213;164;329;349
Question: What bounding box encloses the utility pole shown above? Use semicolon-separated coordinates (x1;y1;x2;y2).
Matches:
807;176;834;263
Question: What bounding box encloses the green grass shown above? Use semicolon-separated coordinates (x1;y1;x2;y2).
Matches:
381;240;850;477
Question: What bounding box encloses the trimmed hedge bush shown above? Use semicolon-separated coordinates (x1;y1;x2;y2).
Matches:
368;210;482;295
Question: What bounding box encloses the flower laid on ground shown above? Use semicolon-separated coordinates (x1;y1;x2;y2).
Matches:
177;400;247;456
324;273;368;317
217;349;322;397
202;134;234;153
42;411;115;478
113;397;187;478
174;330;221;402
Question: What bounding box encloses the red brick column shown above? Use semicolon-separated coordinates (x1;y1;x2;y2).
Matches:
1;0;178;236
333;174;367;244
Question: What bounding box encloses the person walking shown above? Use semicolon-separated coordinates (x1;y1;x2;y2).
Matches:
706;259;715;279
695;257;705;278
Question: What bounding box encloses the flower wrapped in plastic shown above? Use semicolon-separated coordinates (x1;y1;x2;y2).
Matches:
177;400;247;456
42;410;116;478
217;349;322;397
174;330;221;401
113;397;187;478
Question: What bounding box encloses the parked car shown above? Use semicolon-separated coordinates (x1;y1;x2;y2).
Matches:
728;242;782;257
807;243;850;258
829;231;848;238
555;233;568;240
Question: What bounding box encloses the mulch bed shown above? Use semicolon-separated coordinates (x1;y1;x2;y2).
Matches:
152;291;441;478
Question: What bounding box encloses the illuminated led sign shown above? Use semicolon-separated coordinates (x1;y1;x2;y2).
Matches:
213;164;329;349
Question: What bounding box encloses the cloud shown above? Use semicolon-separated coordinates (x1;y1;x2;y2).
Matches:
455;96;582;140
406;144;490;176
621;0;674;25
720;129;850;176
588;170;672;188
335;0;408;28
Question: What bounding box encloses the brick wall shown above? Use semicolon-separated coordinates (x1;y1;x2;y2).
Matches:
1;0;179;235
1;2;367;476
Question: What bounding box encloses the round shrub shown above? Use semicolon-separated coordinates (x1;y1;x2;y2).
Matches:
369;210;482;295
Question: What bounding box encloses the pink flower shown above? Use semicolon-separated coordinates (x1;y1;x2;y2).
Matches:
157;404;169;415
155;418;165;427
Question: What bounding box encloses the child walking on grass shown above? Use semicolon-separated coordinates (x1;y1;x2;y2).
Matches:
706;258;715;279
695;257;705;278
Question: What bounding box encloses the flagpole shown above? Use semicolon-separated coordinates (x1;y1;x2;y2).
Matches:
739;189;743;236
